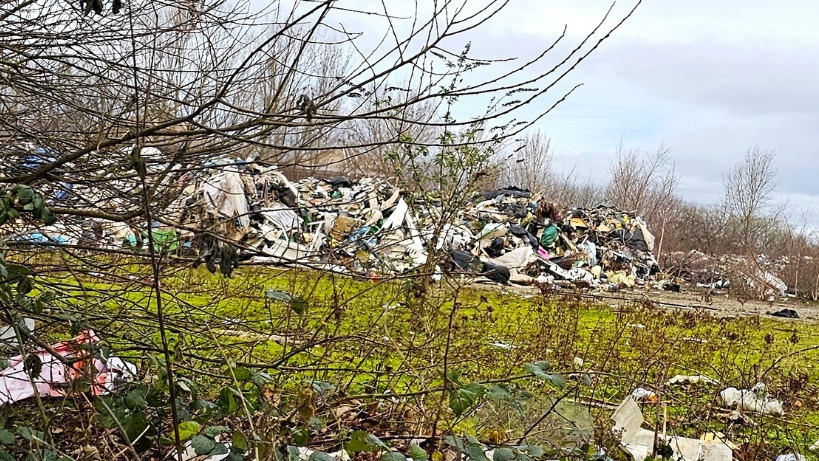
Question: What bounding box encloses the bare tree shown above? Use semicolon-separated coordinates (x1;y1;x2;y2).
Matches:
499;131;553;193
722;146;780;251
605;141;680;253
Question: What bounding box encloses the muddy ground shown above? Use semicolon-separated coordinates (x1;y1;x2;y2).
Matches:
585;286;819;321
502;282;819;322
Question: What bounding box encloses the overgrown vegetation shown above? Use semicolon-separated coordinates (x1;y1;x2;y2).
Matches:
2;260;819;460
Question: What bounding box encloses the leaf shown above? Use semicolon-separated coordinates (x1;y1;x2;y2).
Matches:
232;431;248;451
5;263;32;277
252;371;272;387
211;443;230;456
17;426;44;442
292;427;309;446
381;452;408;461
544;373;565;389
0;429;15;445
23;354;43;379
204;426;230;437
230;367;252;381
288;446;302;461
192;435;217;456
0;451;14;461
524;362;564;389
177;421;201;441
124;412;154;448
444;435;466;451
486;384;514;401
465;382;486;398
346;430;387;455
523;361;551;377
449;387;480;416
522;445;543;459
309;451;336;461
41;208;57;226
125;390;147;410
218;387;239;414
16;277;32;295
311;381;335;394
409;444;429;461
463;444;489;461
492;448;515;461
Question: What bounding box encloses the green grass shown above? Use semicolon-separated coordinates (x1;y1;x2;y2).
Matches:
18;261;819;457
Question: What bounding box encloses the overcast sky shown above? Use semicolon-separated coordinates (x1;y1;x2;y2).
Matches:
467;0;819;223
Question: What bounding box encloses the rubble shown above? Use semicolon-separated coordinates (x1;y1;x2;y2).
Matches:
4;157;667;287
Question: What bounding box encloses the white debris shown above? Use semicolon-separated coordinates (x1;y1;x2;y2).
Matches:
719;383;784;416
630;387;658;403
612;396;733;461
666;375;719;386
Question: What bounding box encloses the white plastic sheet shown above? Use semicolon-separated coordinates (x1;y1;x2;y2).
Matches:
0;330;135;406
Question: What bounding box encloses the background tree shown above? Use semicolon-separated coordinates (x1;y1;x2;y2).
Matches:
605;141;680;254
499;131;554;193
722;146;780;252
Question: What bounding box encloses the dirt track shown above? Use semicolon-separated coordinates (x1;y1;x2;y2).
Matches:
580;286;819;322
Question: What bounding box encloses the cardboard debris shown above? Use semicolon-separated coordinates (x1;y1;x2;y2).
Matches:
612;396;733;461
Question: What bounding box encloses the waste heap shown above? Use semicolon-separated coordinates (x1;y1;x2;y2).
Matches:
5;158;663;288
171;161;427;277
439;188;661;288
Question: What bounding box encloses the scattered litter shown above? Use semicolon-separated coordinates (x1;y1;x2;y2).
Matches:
13;159;667;287
630;387;658;403
0;318;35;347
775;454;807;461
0;330;135;406
719;383;784;416
612;396;733;461
666;375;719;386
768;309;799;319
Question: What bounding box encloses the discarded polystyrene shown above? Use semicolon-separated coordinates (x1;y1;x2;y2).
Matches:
630;387;658;403
0;318;35;347
612;396;733;461
719;383;784;416
0;330;135;406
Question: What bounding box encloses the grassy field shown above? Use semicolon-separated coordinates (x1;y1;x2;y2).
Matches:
8;259;819;459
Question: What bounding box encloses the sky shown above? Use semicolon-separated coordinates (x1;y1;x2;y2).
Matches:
469;0;819;223
285;0;819;223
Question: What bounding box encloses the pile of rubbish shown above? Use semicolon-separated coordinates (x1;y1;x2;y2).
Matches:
5;157;664;288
